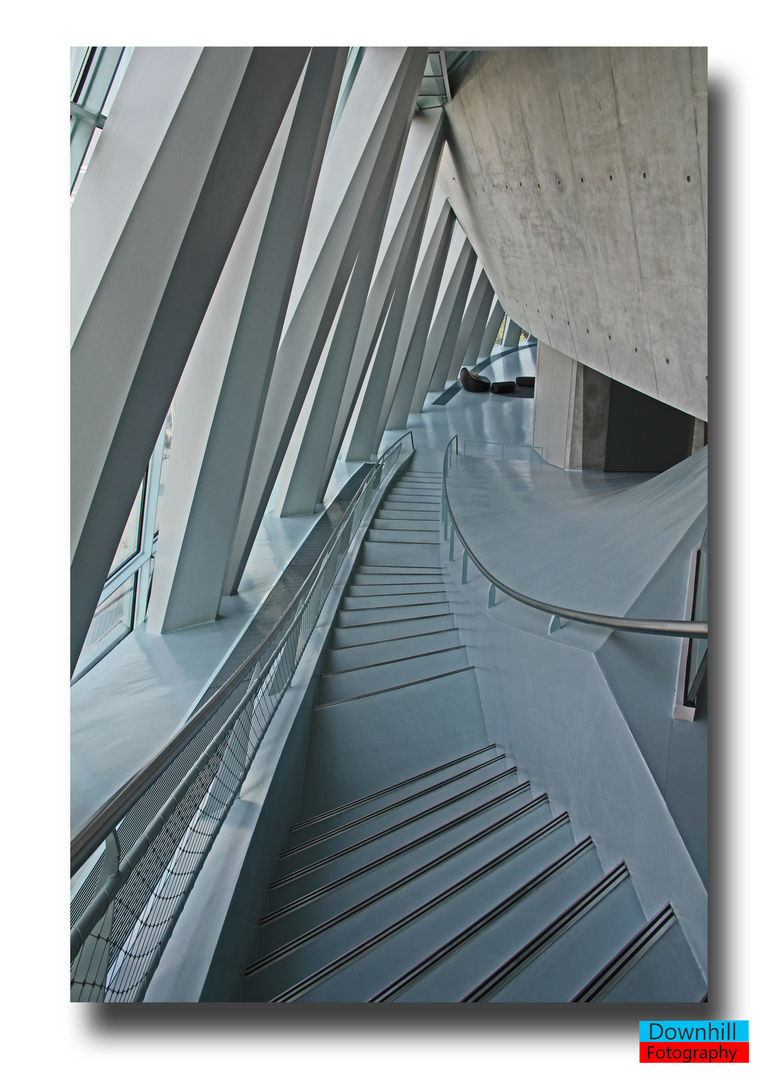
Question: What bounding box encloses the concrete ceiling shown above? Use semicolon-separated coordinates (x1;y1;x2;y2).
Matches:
437;47;708;421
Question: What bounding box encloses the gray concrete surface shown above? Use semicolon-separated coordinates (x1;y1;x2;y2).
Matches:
438;48;707;421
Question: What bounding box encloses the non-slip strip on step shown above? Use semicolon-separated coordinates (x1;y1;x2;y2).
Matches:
321;643;463;679
278;760;516;862
371;835;594;1001
364;538;440;546
460;863;631;1002
270;813;572;1003
289;745;498;834
337;602;451;627
329;619;457;650
340;595;447;613
570;904;676;1002
355;565;444;573
246;792;549;978
312;666;473;710
270;773;527;890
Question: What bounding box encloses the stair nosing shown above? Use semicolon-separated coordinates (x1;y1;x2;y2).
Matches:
272;774;528;886
460;862;632;1002
321;643;464;679
570;904;677;1002
246;792;548;978
313;665;474;709
269;813;574;1003
330;620;457;650
280;761;517;862
372;836;595;1001
289;745;498;833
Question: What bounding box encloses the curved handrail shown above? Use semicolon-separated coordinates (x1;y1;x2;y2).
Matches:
71;430;415;876
442;435;707;640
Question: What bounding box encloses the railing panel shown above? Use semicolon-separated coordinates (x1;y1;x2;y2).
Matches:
71;432;413;1001
442;435;707;641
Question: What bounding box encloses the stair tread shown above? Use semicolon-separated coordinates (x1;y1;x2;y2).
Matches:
247;795;553;998
318;645;469;705
465;865;645;1002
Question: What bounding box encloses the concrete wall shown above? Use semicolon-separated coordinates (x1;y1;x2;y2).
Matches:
438;47;707;422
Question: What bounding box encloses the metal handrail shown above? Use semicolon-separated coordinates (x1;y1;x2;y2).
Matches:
442;435;707;639
71;430;415;876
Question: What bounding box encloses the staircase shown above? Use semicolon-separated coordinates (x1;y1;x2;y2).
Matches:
242;464;706;1002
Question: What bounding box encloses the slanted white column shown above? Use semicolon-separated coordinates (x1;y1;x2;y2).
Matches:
477;299;506;358
271;146;404;517
503;318;523;350
457;278;496;374
385;196;455;430
274;110;444;515
426;240;478;394
224;48;428;595
409;229;476;411
146;49;347;633
446;268;493;382
70;47;310;672
343;182;434;462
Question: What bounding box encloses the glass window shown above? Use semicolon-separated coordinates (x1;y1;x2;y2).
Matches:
108;478;144;575
72;575;136;679
153;406;174;537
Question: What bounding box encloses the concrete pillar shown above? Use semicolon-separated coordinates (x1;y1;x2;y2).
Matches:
531;341;581;469
446;269;493;382
275;110;444;513
146;49;347;633
223;48;428;595
70;47;310;672
477;299;505;358
385;196;455;430
408;230;476;411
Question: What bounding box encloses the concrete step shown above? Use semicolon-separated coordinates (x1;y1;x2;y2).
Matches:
466;865;645;1002
573;906;707;1003
366;528;440;545
353;564;444;578
361;540;441;567
335;600;452;628
305;827;595;1003
323;627;463;673
346;581;446;597
330;612;456;648
379;837;603;1002
369;518;440;533
318;644;469;704
264;777;535;927
340;590;447;611
381;495;442;508
375;509;441;521
389;486;442;497
350;570;444;587
288;745;502;846
297;667;489;815
277;757;519;874
246;793;552;999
